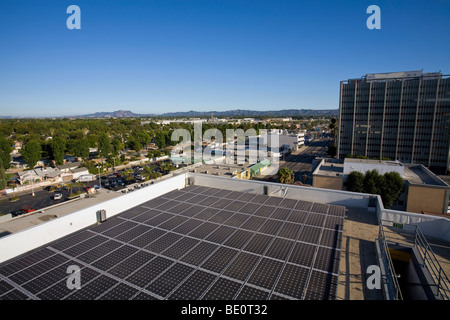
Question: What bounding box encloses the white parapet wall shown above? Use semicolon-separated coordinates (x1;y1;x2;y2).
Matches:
0;174;187;264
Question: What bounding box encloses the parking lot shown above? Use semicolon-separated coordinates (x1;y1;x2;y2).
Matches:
0;160;179;217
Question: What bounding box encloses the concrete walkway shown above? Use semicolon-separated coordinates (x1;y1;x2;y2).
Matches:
0;188;122;236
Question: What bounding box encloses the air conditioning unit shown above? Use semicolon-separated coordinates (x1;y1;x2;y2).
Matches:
96;209;107;223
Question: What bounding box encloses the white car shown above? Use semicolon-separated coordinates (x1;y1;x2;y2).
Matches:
54;193;62;200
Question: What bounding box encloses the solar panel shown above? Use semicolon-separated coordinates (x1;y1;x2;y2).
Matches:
0;184;345;301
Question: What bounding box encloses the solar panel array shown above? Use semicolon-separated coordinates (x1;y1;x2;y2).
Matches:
0;185;345;300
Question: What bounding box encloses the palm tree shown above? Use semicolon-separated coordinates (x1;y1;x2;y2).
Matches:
278;167;294;184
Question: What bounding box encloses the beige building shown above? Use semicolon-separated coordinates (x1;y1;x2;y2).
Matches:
313;158;450;215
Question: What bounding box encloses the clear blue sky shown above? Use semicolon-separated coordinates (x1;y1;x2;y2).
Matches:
0;0;449;117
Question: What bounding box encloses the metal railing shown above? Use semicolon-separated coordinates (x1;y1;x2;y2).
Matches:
378;223;403;300
380;220;450;300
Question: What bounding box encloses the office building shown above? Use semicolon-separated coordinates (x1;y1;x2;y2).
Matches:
337;70;450;174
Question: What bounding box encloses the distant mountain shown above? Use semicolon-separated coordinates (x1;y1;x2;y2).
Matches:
79;110;154;118
74;108;338;118
160;109;339;117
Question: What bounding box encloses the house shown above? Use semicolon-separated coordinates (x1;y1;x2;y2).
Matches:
70;167;89;180
57;161;82;172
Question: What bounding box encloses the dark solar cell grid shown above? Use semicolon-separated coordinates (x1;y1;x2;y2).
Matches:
297;225;322;245
264;196;284;207
0;184;346;301
240;216;266;231
92;245;139;271
238;202;260;214
108;250;155;279
314;247;341;275
22;261;79;295
253;205;275;218
188;222;219;239
249;194;269;204
287;210;308;224
9;254;68;286
304;271;338;300
270;207;291;220
243;233;273;255
278;222;301;240
162;237;201;260
311;203;329;214
65;274;118;300
199;187;221;195
180;241;219;266
129;228;166;248
179;205;204;217
154;200;182;212
247;258;283;290
168;269;217;300
77;240;122;264
201;247;239;274
265;237;295;261
223;212;250;228
279;198;298;209
196;196;219;206
236;192;256;202
320;228;343;248
211;189;233;198
146;263;194;298
274;264;309;299
144;212;175;227
223;252;260;281
167;202;191;214
236;285;269;300
50;230;96;251
172;218;203;234
288;242;316;267
145;232;183;254
103;220;139;237
119;206;149;220
202;277;242;300
258;219;283;234
0;289;30;300
295;200;313;211
159;215;189;231
0;248;55;277
205;225;236;244
37;267;100;300
0;280;14;295
223;200;246;212
115;224;153;243
304;212;326;228
194;207;220;220
100;283;139;300
126;256;173;287
223;229;253;250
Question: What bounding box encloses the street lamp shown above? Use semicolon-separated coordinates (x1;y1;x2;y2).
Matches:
97;165;102;188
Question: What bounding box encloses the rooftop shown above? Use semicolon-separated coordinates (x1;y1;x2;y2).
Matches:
0;173;448;300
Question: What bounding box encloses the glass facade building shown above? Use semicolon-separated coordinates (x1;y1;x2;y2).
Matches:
337;71;450;174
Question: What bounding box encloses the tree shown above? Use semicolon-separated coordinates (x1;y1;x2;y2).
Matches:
346;171;365;193
0;161;8;190
22;140;42;168
51;136;66;165
363;169;384;195
98;133;111;157
278;167;294;184
327;143;337;157
381;172;405;208
73;138;90;160
0;137;12;169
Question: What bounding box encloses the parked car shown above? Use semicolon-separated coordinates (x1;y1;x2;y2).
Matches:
22;206;35;213
54;193;63;200
10;209;24;217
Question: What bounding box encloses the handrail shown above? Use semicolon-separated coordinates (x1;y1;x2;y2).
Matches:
378;224;403;300
381;220;450;300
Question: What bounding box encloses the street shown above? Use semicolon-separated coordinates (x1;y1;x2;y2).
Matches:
253;137;333;184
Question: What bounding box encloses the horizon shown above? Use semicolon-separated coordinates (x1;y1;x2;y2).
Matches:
1;0;449;117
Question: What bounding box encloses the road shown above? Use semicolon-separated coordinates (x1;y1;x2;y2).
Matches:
253;137;333;184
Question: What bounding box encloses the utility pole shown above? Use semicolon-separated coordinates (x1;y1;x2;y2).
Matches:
97;165;102;188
